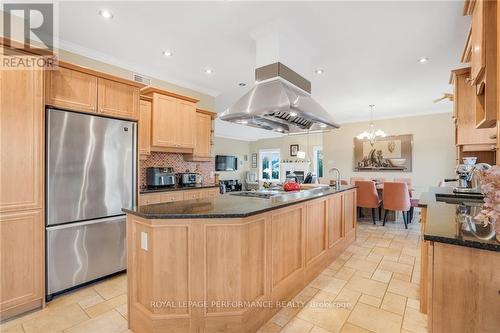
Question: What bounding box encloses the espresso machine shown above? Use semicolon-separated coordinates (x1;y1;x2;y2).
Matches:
453;163;491;194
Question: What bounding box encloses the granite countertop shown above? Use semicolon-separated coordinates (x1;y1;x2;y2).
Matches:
124;185;356;219
420;187;499;252
140;184;219;194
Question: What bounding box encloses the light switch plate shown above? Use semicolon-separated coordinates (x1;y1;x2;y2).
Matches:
141;232;148;251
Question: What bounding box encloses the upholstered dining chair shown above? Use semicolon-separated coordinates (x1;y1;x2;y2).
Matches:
355;180;382;225
394;178;417;223
382;181;411;229
350;177;365;185
394;178;412;186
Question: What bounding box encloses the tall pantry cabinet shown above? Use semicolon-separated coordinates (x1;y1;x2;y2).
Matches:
0;48;45;320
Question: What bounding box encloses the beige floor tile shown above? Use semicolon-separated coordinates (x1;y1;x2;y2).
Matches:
309;274;336;290
334;288;361;310
344;277;387;298
378;260;414;276
401;247;420;258
321;277;348;295
312;290;339;302
257;321;281;333
387;279;419;299
344;257;379;273
22;304;89;333
381;292;407;315
48;288;99;310
402;307;427;333
359;294;382;307
347;302;403;333
371;247;401;258
339;323;371;333
406;298;420;310
279;318;314;333
297;301;351;333
93;278;127;301
352;270;372;279
310;326;332;333
366;253;383;263
84;294;127;318
0;324;25;333
271;311;291;327
115;303;127;319
77;293;105;309
393;273;412;282
334;267;356;281
398;254;415;266
371;269;392;283
64;310;127;333
345;245;372;256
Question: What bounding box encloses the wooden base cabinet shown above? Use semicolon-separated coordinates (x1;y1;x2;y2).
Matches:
126;189;356;333
0;51;45;320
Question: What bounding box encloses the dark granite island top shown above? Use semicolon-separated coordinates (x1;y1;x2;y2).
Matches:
124;185;356;219
419;187;499;252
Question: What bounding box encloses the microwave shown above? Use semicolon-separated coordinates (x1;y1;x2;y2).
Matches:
215;155;238;171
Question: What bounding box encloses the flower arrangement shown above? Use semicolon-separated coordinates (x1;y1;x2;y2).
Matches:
475;166;500;238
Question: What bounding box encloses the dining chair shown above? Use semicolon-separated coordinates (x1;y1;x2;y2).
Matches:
394;178;412;186
382;181;411;229
355;180;382;225
350;177;365;185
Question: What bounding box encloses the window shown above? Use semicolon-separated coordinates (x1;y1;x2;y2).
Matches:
259;149;280;181
313;146;323;178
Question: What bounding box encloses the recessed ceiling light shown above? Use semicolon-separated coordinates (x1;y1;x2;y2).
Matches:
418;57;429;63
290;112;297;117
162;50;173;57
238;120;248;125
314;69;324;75
320;124;327;128
238;82;246;87
99;9;114;19
205;68;213;74
276;128;283;132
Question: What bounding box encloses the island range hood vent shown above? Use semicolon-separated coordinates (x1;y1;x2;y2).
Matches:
219;62;339;134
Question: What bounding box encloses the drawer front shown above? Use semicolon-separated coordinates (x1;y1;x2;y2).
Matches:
138;194;161;206
160;192;184;203
183;190;203;200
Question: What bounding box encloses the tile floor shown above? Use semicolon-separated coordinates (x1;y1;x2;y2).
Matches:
1;216;426;333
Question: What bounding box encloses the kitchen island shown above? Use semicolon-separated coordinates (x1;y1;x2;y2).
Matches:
123;186;357;333
418;187;500;333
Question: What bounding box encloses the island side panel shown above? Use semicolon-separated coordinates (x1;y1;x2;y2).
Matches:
126;188;357;333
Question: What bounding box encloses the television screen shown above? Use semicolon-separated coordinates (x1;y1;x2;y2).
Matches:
215;155;238;171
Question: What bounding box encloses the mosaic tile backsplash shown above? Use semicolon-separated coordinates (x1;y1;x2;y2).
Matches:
139;152;215;189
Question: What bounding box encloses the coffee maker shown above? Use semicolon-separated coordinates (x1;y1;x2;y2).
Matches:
453;163;491;194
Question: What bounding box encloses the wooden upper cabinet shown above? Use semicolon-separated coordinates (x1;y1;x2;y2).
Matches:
46;66;97;113
97;78;139;120
138;99;152;157
452;68;496;146
470;0;485;84
142;87;199;152
0;60;44;212
194;112;212;157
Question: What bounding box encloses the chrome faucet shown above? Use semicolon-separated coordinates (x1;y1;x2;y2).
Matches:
328;167;341;190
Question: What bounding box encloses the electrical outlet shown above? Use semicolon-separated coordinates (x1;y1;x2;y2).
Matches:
141;232;148;251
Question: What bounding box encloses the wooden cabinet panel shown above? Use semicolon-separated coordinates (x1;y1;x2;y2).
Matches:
194;112;211;157
0;61;44;212
151;93;180;148
271;208;303;287
46;67;97;113
430;242;500;333
201;188;220;198
0;209;44;316
183;190;203;200
328;194;344;248
305;200;327;264
344;191;356;236
138;100;152;156
160;192;184;203
97;78;139;120
178;100;196;148
470;0;485;84
138;193;161;206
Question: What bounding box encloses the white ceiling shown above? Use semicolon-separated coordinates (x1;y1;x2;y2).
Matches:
57;1;469;141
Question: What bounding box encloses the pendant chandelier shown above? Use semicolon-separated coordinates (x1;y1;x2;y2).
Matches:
356;104;386;146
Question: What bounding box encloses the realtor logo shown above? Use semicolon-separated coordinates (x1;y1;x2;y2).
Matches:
3;3;54;51
2;3;58;69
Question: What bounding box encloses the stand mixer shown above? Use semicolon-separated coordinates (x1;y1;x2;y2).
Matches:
453;163;491;194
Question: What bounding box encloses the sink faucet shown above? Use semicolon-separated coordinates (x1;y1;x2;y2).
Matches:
328;167;341;190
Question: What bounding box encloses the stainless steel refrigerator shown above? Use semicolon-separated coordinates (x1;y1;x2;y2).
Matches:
46;108;136;299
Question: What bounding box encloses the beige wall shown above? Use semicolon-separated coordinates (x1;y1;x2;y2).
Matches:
213;137;251;182
57;49;215;111
322;112;456;196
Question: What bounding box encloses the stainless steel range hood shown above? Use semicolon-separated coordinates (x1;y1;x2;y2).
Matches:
219;62;339;133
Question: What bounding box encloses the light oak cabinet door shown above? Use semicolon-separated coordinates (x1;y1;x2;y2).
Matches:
470;0;485;85
97;78;139;120
138;100;152;156
0;210;44;315
0;62;44;213
160;192;184;203
46;67;97;113
343;191;356;236
201;188;220;198
183;190;203;200
194;112;212;158
138;193;161;206
151;93;181;148
327;194;344;248
178;100;196;148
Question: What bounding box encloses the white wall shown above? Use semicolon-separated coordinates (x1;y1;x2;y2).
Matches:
322;112;456;196
213;137;251;182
